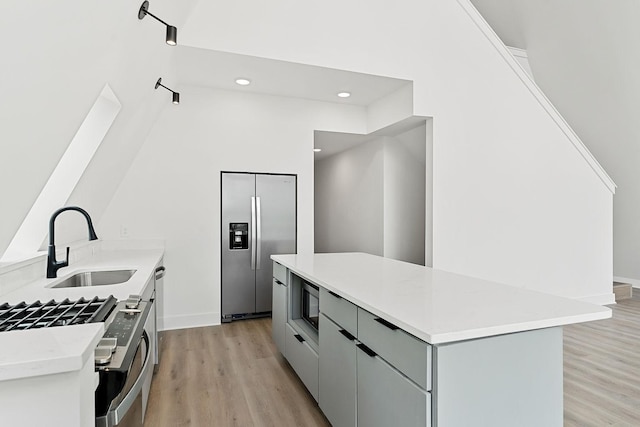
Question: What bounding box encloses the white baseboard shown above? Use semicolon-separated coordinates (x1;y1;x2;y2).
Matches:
613;275;640;289
161;311;221;331
576;292;616;306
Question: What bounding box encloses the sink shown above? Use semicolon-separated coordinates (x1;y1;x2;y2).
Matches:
51;270;137;288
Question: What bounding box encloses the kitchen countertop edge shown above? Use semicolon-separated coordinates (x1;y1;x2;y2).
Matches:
271;253;612;345
0;323;104;382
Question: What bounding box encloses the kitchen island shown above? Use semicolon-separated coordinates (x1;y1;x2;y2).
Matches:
271;252;611;427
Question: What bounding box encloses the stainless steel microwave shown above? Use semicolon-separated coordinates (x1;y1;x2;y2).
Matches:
301;281;319;331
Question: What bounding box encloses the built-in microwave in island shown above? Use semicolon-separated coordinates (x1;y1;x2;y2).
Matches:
289;273;319;347
302;281;319;330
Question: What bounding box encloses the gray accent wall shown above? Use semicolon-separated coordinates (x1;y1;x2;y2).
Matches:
315;122;427;266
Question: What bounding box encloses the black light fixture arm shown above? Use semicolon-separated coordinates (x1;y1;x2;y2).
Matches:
155;80;174;93
141;8;170;27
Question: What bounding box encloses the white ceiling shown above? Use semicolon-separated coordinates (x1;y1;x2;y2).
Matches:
314;117;426;161
175;46;414;160
469;0;526;49
175;46;411;107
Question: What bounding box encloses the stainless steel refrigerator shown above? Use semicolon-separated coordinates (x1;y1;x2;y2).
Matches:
221;172;296;322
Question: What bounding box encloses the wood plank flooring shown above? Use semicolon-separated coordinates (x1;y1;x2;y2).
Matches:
143;318;329;427
145;295;640;426
564;294;640;426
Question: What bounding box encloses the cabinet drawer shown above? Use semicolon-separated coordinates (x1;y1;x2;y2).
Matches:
320;287;357;336
358;308;431;390
273;262;288;285
285;323;319;401
319;314;357;427
272;280;287;355
357;344;431;427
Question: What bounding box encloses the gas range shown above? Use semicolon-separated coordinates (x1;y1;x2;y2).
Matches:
0;295;118;332
1;294;153;427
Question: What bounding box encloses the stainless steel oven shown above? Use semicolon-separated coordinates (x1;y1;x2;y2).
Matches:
301;281;319;331
95;296;153;427
0;294;153;427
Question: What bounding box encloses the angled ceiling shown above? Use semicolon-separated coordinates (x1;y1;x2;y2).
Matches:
314;117;426;161
175;45;414;160
469;0;526;48
175;46;410;107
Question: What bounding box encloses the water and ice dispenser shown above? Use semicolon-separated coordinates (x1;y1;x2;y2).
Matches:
229;223;249;250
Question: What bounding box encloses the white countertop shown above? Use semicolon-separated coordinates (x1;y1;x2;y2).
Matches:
0;323;104;381
0;244;164;381
272;253;612;344
2;248;164;304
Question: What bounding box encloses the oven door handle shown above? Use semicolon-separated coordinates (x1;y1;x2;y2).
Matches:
108;331;152;426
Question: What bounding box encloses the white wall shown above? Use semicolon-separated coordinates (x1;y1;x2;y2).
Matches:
179;0;614;303
0;0;198;257
367;84;414;133
471;0;640;285
98;86;366;329
314;139;385;256
383;125;427;266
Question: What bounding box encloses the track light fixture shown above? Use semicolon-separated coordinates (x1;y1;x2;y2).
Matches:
138;1;177;45
155;78;180;104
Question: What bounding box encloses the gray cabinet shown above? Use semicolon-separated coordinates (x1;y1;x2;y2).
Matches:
319;314;357;427
273;261;431;425
357;344;430;427
272;278;287;354
320;287;357;334
285;323;319;401
358;308;431;391
319;288;431;427
273;262;287;284
272;263;319;401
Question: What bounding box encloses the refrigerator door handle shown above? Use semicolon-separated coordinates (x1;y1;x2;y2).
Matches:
256;196;262;270
250;196;256;270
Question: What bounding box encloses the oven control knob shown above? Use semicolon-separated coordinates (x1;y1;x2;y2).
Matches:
98;337;118;353
95;346;113;365
125;295;141;309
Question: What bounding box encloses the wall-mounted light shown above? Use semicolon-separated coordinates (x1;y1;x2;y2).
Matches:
155;78;180;104
313;148;322;152
235;78;251;86
138;1;177;45
337;92;351;98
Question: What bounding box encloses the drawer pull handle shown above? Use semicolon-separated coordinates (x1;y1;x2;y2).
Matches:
356;343;377;358
374;317;399;330
338;329;355;341
294;334;305;343
328;291;342;299
274;279;283;285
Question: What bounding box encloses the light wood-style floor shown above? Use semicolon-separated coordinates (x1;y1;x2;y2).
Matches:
145;295;640;426
564;294;640;426
143;318;330;427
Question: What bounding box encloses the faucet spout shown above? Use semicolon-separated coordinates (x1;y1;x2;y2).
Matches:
46;206;99;279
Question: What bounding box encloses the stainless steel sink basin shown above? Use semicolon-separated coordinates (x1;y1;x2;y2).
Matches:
51;270;136;288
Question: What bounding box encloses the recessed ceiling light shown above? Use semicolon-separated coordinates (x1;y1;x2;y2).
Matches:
337;92;351;98
235;78;251;86
313;148;322;152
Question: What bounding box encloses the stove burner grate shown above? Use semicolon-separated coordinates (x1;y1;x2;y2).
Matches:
0;295;117;332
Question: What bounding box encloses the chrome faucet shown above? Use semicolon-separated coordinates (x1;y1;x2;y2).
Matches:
47;206;98;278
